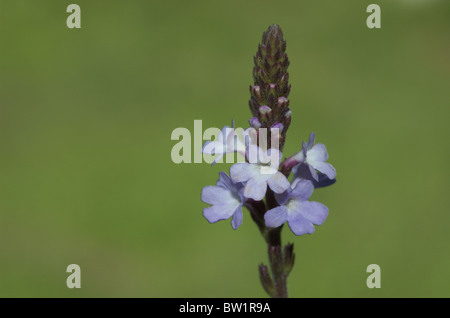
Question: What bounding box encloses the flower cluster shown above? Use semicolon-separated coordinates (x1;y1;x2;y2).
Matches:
201;130;335;236
199;24;336;297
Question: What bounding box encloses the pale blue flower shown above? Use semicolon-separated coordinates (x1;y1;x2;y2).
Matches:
264;179;328;235
201;172;245;230
292;132;336;182
202;121;246;165
230;146;290;201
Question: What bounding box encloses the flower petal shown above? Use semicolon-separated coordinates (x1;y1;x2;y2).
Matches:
231;205;243;230
203;202;238;223
246;144;265;164
308;164;319;181
307;143;328;162
216;171;234;189
264;148;282;169
298;201;329;225
291;179;314;201
306;132;316;150
287;213;315;235
201;185;235;205
302;141;308;157
292;149;305;164
264;206;288;228
230;163;259;183
309;161;336;180
227;130;246;155
244;175;268;201
267;172;290;194
211;154;225;166
202;141;225;155
274;187;292;205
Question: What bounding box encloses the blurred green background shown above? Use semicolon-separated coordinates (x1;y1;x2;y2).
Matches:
0;0;449;297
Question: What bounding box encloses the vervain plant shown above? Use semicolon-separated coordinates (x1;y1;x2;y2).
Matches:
201;25;336;298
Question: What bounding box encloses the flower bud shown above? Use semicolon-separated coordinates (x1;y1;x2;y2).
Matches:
284;109;291;127
276;97;287;109
258;264;275;298
258;105;272;123
249;117;262;129
250;24;291;150
284;243;295;276
251;85;262;100
268;83;277;93
271;122;284;133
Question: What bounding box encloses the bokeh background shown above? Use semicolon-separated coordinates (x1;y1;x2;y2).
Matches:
0;0;449;297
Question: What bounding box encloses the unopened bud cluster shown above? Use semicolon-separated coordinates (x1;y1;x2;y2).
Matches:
249;25;292;150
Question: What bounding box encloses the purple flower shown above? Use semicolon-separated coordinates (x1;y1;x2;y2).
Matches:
201;172;245;230
202;121;246;165
264;179;328;235
230;146;290;201
292;132;336;182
